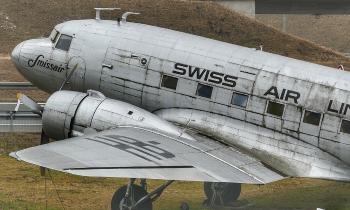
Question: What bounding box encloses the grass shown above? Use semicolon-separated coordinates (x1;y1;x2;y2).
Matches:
0;134;350;210
0;154;205;210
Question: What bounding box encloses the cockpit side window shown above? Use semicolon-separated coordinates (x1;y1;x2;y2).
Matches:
49;29;59;43
55;34;73;51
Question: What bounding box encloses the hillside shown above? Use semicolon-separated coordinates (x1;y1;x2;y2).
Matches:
257;14;350;54
1;0;349;66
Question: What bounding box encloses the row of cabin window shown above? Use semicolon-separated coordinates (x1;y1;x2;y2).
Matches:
267;101;321;125
161;74;350;135
267;101;350;134
161;75;248;107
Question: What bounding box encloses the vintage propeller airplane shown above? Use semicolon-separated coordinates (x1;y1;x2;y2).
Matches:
9;8;350;210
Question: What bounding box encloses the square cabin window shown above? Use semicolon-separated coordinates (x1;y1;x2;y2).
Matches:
196;83;213;99
340;119;350;134
303;110;321;126
161;75;178;90
55;34;73;51
231;92;248;108
266;101;284;117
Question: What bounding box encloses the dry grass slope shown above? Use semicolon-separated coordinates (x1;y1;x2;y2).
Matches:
257;14;350;53
1;0;350;66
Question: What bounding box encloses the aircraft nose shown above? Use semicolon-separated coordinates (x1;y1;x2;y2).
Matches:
11;42;23;64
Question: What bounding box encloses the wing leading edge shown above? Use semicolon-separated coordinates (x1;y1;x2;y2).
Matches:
10;126;284;184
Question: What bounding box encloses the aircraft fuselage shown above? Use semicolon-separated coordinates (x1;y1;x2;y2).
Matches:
11;19;350;181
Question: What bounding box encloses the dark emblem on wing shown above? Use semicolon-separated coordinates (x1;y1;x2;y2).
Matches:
86;135;175;162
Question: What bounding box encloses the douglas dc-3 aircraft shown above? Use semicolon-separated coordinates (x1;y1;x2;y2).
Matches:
8;8;350;210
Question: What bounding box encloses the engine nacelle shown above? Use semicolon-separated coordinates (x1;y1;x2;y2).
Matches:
42;90;189;140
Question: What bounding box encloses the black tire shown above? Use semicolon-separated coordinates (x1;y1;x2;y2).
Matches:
204;182;241;205
111;184;153;210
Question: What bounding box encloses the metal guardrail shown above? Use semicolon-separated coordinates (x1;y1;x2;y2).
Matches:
0;82;35;90
343;53;350;58
0;103;44;133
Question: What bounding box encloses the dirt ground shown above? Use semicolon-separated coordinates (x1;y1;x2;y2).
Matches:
0;54;23;81
257;14;350;53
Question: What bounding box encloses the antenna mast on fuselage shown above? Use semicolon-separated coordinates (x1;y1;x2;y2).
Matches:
94;8;141;25
121;12;140;23
94;8;121;20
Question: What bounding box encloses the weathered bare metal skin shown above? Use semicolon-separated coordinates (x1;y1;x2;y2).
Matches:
43;90;192;141
155;108;350;181
11;19;350;182
42;91;87;140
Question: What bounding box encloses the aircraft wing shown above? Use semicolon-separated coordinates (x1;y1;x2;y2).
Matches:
10;126;284;184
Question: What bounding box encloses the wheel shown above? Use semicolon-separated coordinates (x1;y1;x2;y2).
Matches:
111;184;153;210
204;182;241;205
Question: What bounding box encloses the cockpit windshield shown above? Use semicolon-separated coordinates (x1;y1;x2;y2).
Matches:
49;29;59;43
55;34;73;51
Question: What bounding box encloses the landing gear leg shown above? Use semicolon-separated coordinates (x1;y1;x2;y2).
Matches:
140;179;147;191
111;179;174;210
203;182;241;207
119;178;138;210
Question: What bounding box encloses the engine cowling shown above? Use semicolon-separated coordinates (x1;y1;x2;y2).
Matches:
42;90;190;140
42;91;87;140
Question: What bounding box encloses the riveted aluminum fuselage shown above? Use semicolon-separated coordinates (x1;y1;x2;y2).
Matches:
12;19;350;181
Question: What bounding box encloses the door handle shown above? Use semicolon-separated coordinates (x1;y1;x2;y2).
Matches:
102;63;113;69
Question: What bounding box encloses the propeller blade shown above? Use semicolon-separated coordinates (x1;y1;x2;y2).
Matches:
14;99;21;112
17;93;43;116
